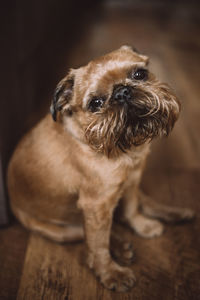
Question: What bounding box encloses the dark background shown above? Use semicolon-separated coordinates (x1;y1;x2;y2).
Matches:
0;0;200;299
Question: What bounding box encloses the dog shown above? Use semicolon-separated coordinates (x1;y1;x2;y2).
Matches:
7;46;194;292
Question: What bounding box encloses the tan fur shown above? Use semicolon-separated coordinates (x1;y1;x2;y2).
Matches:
7;46;193;292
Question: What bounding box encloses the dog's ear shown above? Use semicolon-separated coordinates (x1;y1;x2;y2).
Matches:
120;45;139;53
120;45;149;64
50;70;75;121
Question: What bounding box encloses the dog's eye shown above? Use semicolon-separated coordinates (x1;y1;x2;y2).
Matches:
89;98;105;112
132;69;148;81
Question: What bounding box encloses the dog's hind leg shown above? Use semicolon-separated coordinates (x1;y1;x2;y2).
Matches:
12;205;84;243
139;191;195;224
116;187;164;238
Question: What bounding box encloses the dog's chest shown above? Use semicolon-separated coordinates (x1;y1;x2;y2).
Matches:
85;147;149;189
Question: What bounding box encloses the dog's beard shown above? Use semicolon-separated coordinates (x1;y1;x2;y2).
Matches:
85;83;180;157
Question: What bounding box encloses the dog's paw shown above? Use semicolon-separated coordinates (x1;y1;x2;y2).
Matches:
132;214;164;238
111;241;135;266
179;208;195;221
165;207;195;223
100;262;136;292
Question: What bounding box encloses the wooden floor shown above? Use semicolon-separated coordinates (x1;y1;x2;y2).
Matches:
1;2;200;299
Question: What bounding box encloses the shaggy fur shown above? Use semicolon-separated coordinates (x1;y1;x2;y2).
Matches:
7;46;194;292
85;81;180;156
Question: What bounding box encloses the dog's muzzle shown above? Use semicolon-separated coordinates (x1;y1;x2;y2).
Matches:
112;85;133;104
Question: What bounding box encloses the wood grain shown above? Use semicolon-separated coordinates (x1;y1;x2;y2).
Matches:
0;221;29;300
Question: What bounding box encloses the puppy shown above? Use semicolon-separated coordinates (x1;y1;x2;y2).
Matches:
7;46;194;292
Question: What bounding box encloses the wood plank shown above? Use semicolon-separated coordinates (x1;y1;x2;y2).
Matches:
142;169;200;300
0;221;29;300
17;234;106;300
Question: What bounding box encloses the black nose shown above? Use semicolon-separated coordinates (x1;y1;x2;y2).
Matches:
113;86;133;103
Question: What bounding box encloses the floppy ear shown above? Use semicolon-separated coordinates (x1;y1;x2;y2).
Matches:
50;70;75;121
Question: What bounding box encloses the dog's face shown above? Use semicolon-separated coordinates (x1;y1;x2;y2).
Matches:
51;46;180;157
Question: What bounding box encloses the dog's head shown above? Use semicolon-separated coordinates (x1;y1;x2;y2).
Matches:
50;46;181;157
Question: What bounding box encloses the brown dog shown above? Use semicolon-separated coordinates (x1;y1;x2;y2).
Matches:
7;46;194;292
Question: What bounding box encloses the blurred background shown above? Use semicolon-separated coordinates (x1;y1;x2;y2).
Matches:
0;0;200;299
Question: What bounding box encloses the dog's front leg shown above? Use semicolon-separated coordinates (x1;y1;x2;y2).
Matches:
78;192;136;292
